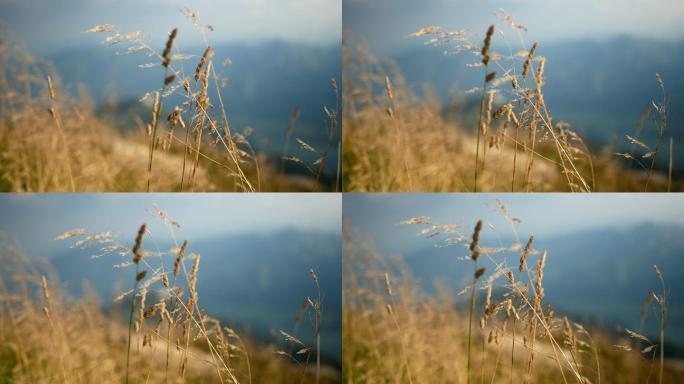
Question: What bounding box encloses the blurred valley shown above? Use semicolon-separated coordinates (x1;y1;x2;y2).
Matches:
398;222;684;352
392;36;684;171
50;40;342;177
47;228;343;365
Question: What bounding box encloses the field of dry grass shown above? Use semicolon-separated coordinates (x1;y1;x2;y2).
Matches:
0;208;338;383
342;210;682;383
342;13;680;192
0;13;340;192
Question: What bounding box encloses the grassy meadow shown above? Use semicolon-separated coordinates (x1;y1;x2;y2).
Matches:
342;11;680;192
342;196;684;383
0;9;340;192
0;198;341;383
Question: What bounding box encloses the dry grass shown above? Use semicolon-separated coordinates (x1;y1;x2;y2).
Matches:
342;11;681;192
0;207;338;383
0;9;340;192
342;205;682;383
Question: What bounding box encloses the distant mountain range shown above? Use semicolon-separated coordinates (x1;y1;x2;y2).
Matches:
399;222;684;353
48;40;341;173
390;36;684;169
49;229;342;365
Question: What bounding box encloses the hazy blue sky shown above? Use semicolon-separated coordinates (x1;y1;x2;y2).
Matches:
0;0;341;54
0;193;341;256
344;0;684;55
344;193;684;254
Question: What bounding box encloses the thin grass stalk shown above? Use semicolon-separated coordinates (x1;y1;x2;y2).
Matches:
474;81;486;192
387;305;414;383
180;81;195;192
524;98;590;191
511;317;516;384
480;327;486;384
474;26;494;191
467;265;479;384
165;240;187;382
524;104;539;191
645;74;667;192
126;224;145;384
148;28;177;191
654;266;666;384
189;59;211;192
126;266;140;382
314;79;340;192
280;106;300;188
489;320;508;384
46;76;76;192
627;106;652;169
147;91;162;192
467;220;483;383
175;251;231;384
309;269;322;384
385;76;413;191
40;276;69;382
209;62;255;191
232;331;253;384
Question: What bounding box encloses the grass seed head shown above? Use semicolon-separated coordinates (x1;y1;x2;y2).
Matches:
174;240;188;277
47;76;56;100
41;275;50;300
470;220;483;261
195;46;213;82
481;25;494;65
385;76;394;100
384;272;393;297
522;42;538;78
136;270;147;282
519;235;534;272
132;224;146;264
162;28;178;68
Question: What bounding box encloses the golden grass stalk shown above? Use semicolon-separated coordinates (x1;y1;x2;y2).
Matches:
190;58;212;191
126;223;146;384
383;271;415;384
653;265;667;384
162;28;178;68
313;79;341;191
518;236;534;272
46;76;76;192
280;106;301;184
310;268;322;384
385;75;413;191
474;26;494;192
645;108;666;190
467;220;483;383
146;91;161;192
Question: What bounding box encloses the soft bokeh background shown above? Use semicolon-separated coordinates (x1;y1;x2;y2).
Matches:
344;0;684;170
344;0;684;55
0;193;343;365
1;0;341;55
344;193;684;355
0;0;342;179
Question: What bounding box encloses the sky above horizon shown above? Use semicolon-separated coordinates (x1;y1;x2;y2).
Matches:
344;193;684;255
0;0;341;54
0;194;341;257
344;0;684;56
